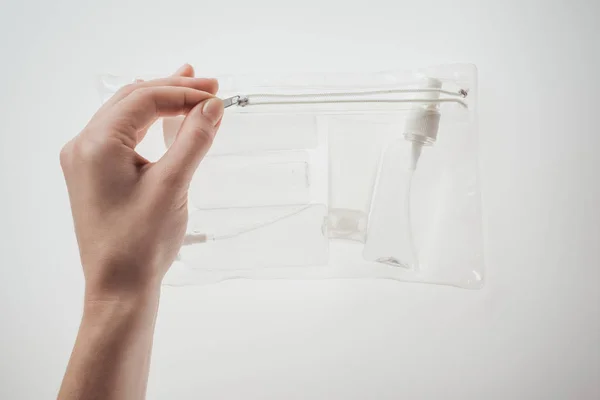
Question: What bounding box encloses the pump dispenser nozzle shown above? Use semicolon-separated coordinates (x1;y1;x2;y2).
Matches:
404;78;442;171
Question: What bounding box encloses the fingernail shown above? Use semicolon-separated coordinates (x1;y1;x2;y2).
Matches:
202;98;224;126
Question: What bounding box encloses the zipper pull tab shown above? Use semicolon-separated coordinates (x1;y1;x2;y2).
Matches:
222;95;239;108
222;95;250;108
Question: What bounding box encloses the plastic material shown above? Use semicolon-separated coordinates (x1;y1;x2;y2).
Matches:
98;64;484;289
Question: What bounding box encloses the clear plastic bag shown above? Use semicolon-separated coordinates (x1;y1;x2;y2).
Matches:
98;64;484;289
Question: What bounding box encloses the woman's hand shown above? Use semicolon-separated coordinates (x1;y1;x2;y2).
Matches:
60;64;223;300
58;64;224;400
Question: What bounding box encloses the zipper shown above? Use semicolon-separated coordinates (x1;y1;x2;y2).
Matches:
223;88;469;109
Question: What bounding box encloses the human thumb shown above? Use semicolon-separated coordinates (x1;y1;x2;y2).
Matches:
157;97;223;185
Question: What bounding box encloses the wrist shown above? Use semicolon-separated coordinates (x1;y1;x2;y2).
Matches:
82;288;160;328
82;258;164;304
83;280;161;316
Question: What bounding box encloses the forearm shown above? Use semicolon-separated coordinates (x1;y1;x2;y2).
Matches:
58;287;160;400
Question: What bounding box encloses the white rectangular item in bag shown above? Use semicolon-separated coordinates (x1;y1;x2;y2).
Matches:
98;64;484;289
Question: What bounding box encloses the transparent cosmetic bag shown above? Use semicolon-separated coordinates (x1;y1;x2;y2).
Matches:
98;64;484;289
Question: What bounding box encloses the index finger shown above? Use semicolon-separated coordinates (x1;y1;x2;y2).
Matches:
106;86;214;147
98;77;218;116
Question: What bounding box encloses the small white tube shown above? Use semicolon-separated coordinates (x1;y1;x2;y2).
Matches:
409;141;423;171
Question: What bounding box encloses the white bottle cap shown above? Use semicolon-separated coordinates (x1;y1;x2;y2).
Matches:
403;77;442;145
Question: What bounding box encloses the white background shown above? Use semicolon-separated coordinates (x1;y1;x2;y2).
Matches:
1;0;599;398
